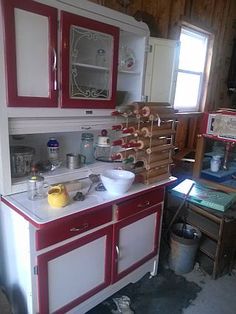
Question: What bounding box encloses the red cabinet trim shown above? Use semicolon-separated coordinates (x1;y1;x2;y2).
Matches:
112;204;162;283
37;225;113;314
36;206;112;250
61;11;119;109
116;187;164;220
2;0;58;107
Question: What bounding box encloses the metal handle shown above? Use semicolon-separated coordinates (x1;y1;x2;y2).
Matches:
81;126;92;130
52;48;57;70
52;48;57;90
70;223;89;232
137;200;150;208
115;245;120;259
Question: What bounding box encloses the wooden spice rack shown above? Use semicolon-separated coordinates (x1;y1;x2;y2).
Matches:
111;102;177;184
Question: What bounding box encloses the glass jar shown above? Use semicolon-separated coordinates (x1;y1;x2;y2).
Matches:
96;49;106;67
80;133;95;164
47;137;59;165
210;155;221;172
27;175;48;200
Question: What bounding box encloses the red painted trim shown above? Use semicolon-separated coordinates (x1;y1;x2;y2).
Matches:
60;11;119;109
200;112;209;134
2;0;58;107
116;187;164;220
1;181;174;229
112;204;162;283
1;197;42;227
37;225;112;314
36;206;112;250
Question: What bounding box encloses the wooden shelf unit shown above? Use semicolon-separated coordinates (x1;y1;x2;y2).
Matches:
189;133;236;278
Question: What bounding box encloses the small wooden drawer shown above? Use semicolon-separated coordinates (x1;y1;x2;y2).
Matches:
116;187;164;220
36;206;112;250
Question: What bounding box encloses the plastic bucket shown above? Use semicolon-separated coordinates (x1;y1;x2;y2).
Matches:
169;223;201;274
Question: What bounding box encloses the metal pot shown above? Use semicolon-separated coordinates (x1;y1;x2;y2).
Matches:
10;146;35;178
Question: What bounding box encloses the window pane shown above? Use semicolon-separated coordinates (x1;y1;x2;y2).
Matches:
179;29;208;72
174;72;201;110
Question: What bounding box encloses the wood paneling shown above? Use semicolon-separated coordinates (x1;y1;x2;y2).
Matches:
95;0;236;111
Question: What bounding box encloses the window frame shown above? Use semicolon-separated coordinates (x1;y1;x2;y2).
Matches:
174;24;214;113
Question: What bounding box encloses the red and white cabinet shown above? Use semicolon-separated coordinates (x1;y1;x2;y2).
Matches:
61;11;119;109
1;0;147;110
0;187;165;314
1;0;58;107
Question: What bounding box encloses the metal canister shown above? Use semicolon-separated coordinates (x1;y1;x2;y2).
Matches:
10;146;35;178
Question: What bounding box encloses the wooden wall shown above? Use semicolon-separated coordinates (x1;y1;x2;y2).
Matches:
92;0;236;111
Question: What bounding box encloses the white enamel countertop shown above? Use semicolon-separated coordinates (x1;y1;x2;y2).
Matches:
2;162;176;227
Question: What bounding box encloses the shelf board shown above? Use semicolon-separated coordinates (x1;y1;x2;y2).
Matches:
118;69;140;75
197;251;214;276
72;62;109;71
186;210;219;241
199;236;217;260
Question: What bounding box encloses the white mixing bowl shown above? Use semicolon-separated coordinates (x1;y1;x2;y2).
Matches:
101;169;135;195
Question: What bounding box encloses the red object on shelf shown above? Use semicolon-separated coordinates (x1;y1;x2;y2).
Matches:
122;141;141;149
122;127;136;134
112;138;125;146
112;124;123;130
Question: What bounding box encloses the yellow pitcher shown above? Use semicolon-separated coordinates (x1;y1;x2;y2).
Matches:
47;184;69;208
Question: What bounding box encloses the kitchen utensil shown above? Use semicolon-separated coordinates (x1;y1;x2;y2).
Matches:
100;169;135;195
27;175;49;200
47;184;69;208
66;153;86;169
10;146;35;178
73;174;100;201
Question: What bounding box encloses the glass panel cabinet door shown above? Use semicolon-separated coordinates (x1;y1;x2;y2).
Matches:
61;12;119;109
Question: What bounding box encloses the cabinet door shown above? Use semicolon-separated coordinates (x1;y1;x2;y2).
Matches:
112;204;162;282
2;0;58;107
37;226;112;314
61;11;119;109
144;37;180;105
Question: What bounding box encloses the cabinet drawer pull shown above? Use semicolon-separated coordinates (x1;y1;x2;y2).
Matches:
70;223;89;232
81;126;91;130
52;48;57;90
116;245;120;258
137;201;150;208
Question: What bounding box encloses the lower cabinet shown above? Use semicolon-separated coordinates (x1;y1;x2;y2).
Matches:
112;205;162;282
0;187;165;314
37;226;113;314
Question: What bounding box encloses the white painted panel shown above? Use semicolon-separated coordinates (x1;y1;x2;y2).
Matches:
118;213;156;273
48;236;106;313
144;38;179;105
15;8;49;97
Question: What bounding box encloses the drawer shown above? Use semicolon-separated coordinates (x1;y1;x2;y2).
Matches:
116;187;164;220
36;206;112;250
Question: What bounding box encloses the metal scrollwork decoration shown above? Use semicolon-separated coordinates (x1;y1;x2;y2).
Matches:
70;26;110;99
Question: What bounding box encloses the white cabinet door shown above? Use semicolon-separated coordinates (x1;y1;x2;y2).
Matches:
37;226;112;313
112;205;162;282
144;37;180;105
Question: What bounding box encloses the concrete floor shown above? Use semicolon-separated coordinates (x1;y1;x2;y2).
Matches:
183;265;236;314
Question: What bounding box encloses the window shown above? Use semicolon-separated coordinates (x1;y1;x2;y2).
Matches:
174;26;213;112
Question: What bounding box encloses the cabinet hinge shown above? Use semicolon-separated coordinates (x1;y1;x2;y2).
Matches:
148;44;153;53
33;266;38;275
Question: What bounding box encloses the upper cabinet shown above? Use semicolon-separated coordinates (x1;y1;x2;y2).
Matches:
1;0;148;111
2;0;58;107
61;11;119;109
144;37;180;105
